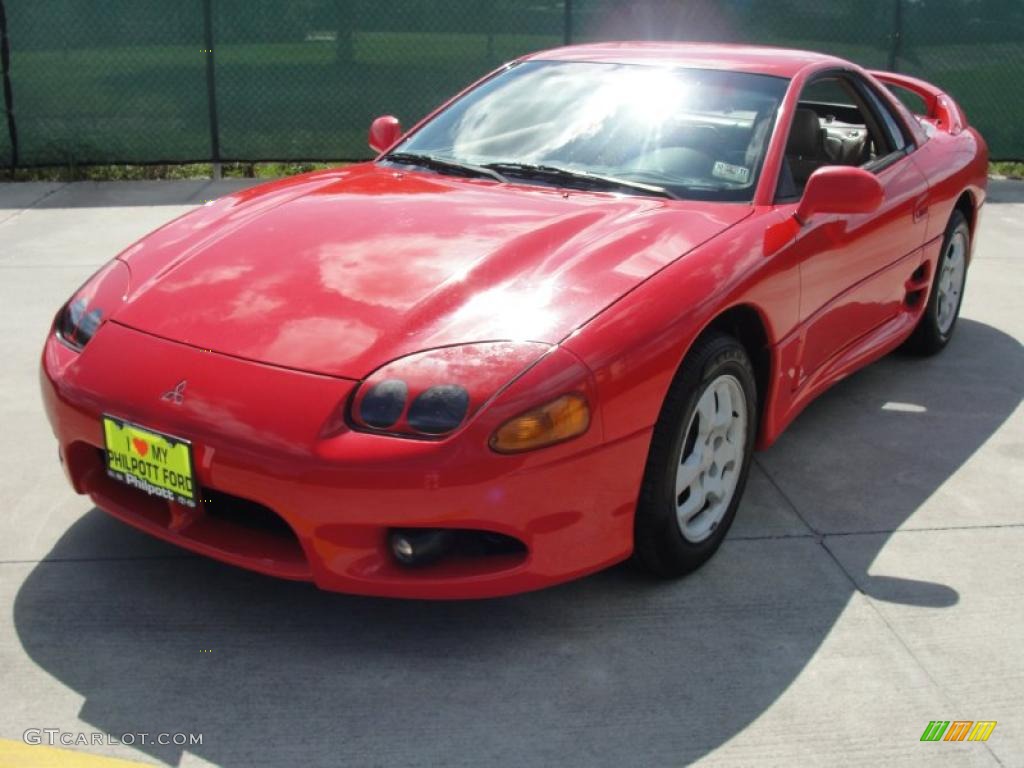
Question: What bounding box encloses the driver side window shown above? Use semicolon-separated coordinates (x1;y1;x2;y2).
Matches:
777;75;896;201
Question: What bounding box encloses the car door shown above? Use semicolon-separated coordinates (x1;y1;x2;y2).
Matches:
776;72;930;386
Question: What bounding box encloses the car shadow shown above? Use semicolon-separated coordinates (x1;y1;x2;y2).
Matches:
13;319;1023;767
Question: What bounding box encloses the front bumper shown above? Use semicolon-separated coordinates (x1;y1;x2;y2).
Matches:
40;322;647;598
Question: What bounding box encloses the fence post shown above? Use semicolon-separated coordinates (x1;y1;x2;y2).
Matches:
201;0;221;177
563;0;572;45
335;0;354;63
0;0;17;169
887;0;903;71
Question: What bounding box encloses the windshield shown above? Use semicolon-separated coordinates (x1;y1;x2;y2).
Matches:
388;61;789;202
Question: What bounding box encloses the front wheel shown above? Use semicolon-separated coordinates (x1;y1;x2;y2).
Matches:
906;210;970;355
633;331;758;578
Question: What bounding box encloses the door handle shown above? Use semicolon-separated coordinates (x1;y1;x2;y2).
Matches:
913;197;929;222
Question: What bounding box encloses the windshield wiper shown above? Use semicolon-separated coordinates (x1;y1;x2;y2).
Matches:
383;152;508;183
483;162;680;200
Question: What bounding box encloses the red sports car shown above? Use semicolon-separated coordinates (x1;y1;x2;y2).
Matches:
40;43;987;598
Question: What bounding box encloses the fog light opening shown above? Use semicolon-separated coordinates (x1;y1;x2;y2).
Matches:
389;529;455;567
388;528;527;568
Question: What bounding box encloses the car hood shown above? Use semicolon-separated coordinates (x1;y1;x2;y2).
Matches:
114;164;750;379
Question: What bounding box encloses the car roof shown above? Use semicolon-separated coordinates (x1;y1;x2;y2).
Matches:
523;41;844;79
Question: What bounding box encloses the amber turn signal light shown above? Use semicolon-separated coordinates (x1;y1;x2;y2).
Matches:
489;394;590;453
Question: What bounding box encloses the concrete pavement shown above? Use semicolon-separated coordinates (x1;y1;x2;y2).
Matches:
1;179;1021;767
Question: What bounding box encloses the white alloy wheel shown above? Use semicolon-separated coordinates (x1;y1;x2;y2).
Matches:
674;374;748;543
936;228;967;335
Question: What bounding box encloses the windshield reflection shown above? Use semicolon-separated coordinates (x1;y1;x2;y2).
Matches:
391;61;788;201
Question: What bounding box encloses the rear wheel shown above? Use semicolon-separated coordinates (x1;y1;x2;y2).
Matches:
633;331;757;578
906;210;970;355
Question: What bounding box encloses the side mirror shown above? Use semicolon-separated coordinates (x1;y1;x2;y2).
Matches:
795;166;884;224
368;115;402;154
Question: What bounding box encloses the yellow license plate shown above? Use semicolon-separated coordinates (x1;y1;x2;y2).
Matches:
102;415;197;507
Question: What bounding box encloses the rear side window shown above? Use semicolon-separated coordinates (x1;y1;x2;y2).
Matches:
856;81;909;152
886;84;928;117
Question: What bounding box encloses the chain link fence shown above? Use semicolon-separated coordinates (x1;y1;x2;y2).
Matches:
1;0;1021;168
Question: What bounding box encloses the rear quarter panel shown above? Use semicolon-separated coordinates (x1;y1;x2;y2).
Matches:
867;69;988;244
910;127;988;247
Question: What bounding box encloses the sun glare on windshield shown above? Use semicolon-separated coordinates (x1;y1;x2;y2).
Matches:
395;61;789;202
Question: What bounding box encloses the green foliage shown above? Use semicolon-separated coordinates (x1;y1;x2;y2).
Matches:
990;162;1024;179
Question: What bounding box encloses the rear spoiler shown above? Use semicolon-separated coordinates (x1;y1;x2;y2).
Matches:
869;70;966;134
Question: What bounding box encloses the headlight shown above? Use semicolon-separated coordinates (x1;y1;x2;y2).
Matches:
359;379;408;428
349;342;551;438
55;260;131;351
406;384;471;434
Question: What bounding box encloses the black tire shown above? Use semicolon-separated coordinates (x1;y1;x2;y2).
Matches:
905;210;970;355
633;331;758;578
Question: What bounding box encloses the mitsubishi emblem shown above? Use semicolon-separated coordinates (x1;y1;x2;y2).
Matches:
161;380;187;405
